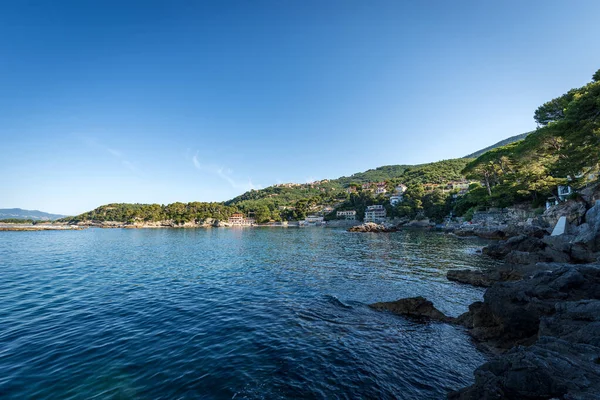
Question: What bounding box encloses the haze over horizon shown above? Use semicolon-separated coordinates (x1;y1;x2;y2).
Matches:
2;0;600;215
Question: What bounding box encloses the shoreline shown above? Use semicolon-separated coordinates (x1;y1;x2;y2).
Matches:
370;199;600;399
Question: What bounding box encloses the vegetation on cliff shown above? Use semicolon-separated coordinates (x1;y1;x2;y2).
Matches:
458;69;600;214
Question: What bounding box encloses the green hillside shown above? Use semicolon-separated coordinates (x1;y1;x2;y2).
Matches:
463;131;533;159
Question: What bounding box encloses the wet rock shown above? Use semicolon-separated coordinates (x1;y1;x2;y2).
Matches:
369;296;451;322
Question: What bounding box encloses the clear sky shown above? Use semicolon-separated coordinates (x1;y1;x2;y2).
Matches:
2;0;600;215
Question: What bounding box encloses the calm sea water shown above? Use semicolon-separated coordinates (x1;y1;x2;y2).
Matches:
0;228;500;399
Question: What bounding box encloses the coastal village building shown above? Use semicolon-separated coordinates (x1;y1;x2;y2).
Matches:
364;205;386;223
375;182;387;194
558;185;573;201
395;184;407;194
390;184;407;206
336;210;356;220
390;195;403;206
303;215;325;225
228;213;255;226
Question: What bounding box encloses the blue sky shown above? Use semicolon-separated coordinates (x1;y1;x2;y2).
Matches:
1;0;600;215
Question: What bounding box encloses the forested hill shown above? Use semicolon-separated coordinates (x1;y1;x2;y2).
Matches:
463;131;533;159
225;158;472;206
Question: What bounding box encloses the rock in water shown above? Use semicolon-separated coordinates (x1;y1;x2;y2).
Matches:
348;222;398;233
369;296;452;322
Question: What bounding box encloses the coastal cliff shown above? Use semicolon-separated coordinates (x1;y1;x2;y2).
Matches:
370;199;600;399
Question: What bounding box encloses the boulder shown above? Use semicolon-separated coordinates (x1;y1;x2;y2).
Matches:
369;296;451;322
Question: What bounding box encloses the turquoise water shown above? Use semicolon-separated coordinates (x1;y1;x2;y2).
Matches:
0;228;498;399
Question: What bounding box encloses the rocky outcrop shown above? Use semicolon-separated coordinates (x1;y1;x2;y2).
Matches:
449;336;600;400
447;263;545;288
449;264;600;399
482;235;546;259
369;296;452;322
481;202;600;264
372;261;600;399
539;300;600;347
447;269;497;287
543;199;588;227
348;222;398;233
453;225;509;239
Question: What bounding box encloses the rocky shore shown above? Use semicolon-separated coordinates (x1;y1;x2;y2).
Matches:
0;223;85;231
348;222;398;232
370;198;600;399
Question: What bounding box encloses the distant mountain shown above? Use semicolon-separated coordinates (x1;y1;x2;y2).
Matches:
463;131;534;159
0;208;67;221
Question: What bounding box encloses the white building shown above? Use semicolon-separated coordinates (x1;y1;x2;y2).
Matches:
304;215;324;224
228;213;256;226
558;185;573;201
364;205;386;223
336;210;356;220
395;184;407;194
390;195;403;206
375;182;387;194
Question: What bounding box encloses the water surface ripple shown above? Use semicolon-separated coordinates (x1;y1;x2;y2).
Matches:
0;228;500;399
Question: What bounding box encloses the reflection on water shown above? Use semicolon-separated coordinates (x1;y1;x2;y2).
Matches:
0;228;499;399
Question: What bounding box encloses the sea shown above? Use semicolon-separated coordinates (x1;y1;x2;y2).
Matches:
0;227;501;399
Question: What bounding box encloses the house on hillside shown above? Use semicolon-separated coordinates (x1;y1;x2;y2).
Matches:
228;213;255;226
390;195;403;206
336;210;356;220
364;205;386;223
558;185;573;201
375;182;387;194
395;184;407;194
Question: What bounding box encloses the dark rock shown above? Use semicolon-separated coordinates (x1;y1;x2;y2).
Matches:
369;296;451;322
539;300;600;347
473;264;600;347
504;250;545;265
482;235;546;260
448;337;600;400
447;269;496;287
447;264;547;288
